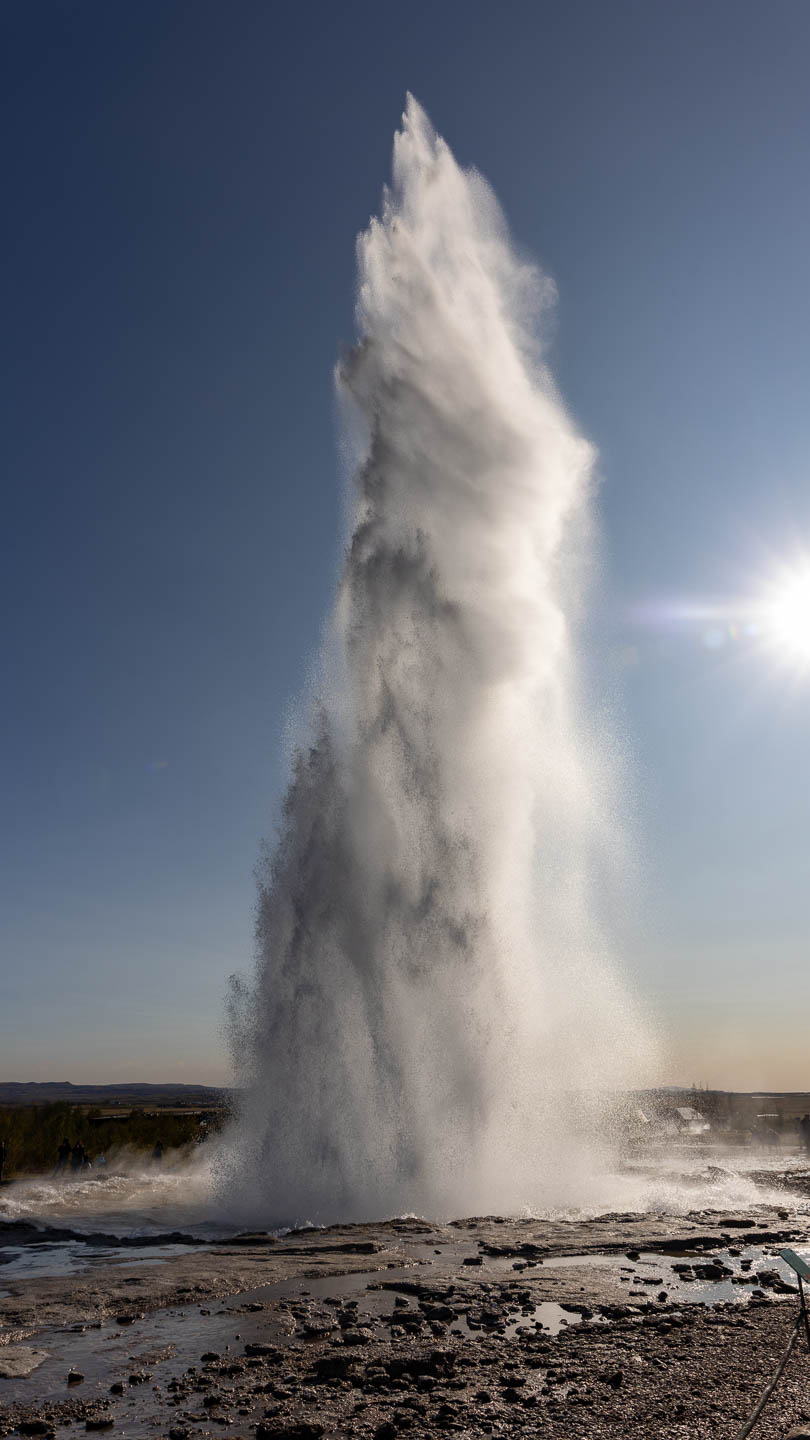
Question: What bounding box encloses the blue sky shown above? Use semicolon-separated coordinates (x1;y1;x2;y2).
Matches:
2;0;809;1088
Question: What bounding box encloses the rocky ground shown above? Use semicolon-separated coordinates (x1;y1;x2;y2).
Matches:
3;1205;810;1438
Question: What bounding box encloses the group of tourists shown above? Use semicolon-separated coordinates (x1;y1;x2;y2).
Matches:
52;1136;165;1176
55;1137;94;1174
0;1133;170;1185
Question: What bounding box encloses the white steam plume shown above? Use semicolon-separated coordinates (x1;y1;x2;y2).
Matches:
220;96;656;1225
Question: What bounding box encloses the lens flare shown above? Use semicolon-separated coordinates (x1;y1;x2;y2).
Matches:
760;565;810;667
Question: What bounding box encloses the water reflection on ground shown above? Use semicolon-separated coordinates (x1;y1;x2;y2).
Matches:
0;1239;206;1284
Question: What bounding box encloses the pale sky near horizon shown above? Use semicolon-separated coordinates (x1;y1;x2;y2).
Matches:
3;1;810;1092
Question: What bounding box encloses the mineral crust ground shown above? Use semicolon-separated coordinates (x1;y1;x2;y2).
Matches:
3;1201;810;1439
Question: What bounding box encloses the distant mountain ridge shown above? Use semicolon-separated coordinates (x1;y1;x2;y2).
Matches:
0;1081;227;1106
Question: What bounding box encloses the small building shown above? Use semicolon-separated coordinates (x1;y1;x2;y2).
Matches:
673;1105;711;1135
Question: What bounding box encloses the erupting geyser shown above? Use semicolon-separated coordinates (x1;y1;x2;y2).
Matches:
221;96;656;1226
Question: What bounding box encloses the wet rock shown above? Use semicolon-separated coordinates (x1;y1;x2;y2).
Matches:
255;1425;325;1440
0;1346;48;1378
245;1342;280;1357
67;1369;85;1384
602;1369;623;1388
374;1425;398;1440
114;1313;142;1325
498;1365;524;1388
756;1268;797;1293
201;1350;220;1361
85;1421;115;1432
109;1381;124;1394
387;1349;456;1382
436;1400;461;1422
311;1354;357;1381
18;1424;54;1438
280;1239;381;1255
693;1261;732;1280
363;1362;389;1385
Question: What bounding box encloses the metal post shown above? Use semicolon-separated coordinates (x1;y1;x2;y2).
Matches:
798;1274;810;1353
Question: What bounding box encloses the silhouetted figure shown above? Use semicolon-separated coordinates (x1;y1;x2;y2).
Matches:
70;1141;86;1173
56;1138;71;1174
799;1115;810;1154
152;1140;164;1165
0;1140;6;1183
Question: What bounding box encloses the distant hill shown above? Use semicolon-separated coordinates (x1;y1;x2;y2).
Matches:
0;1080;228;1107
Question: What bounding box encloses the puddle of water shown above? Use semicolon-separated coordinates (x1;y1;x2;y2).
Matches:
491;1245;808;1308
0;1290;291;1432
0;1264;419;1418
0;1255;588;1431
452;1300;590;1339
3;1238;807;1434
0;1240;205;1282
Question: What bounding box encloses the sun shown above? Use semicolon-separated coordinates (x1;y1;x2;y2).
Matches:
760;565;810;666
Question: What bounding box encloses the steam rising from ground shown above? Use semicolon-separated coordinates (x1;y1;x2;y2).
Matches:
6;1149;810;1244
220;96;657;1226
0;1149;217;1236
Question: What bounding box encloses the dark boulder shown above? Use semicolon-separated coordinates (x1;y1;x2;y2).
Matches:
311;1353;357;1381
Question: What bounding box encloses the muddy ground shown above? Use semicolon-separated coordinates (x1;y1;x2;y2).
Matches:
3;1203;810;1439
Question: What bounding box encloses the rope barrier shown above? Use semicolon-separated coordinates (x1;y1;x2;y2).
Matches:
734;1311;803;1440
730;1254;810;1439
